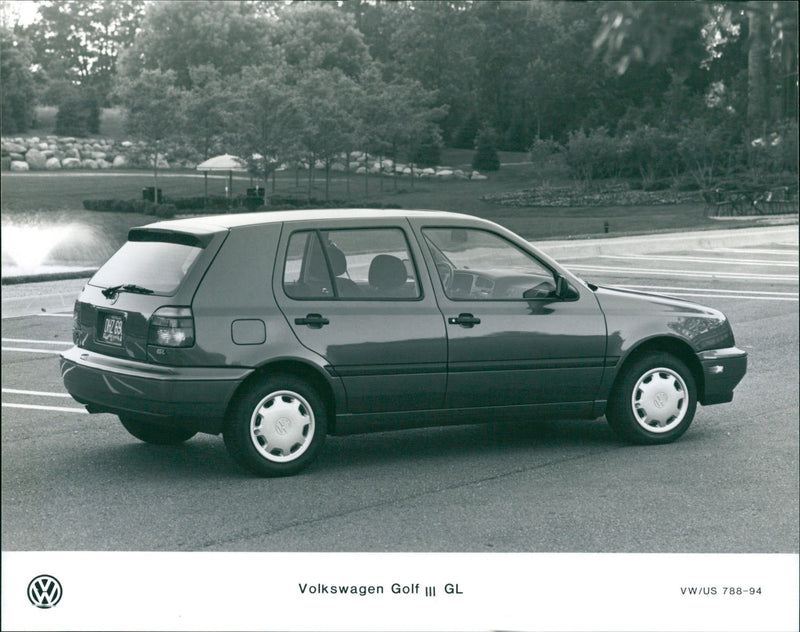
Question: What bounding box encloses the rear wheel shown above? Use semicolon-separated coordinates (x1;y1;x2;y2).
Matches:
606;353;697;444
119;416;197;445
223;375;327;476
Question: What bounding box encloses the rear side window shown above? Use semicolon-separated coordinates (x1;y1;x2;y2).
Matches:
283;228;420;300
89;240;203;295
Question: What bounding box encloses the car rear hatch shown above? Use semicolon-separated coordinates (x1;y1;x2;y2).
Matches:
73;225;227;364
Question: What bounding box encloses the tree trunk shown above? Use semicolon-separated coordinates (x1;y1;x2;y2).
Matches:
345;153;351;202
747;2;770;136
151;138;160;203
364;148;369;198
307;154;314;202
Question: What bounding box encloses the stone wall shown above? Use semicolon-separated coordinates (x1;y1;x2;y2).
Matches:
1;135;487;180
0;135;191;172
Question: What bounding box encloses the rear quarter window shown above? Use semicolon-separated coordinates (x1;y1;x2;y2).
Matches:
89;240;203;295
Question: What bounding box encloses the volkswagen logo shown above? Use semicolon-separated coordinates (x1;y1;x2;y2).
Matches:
274;417;290;435
28;575;62;609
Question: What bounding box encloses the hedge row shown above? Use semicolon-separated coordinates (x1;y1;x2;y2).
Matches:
82;199;177;217
82;196;404;216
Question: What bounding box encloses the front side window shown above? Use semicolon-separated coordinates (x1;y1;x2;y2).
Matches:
283;228;420;300
423;228;556;300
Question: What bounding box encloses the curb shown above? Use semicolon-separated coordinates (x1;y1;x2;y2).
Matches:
2;268;98;286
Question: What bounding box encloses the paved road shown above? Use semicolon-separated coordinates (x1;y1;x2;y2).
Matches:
2;234;797;552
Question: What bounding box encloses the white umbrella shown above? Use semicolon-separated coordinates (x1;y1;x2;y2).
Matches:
196;154;248;200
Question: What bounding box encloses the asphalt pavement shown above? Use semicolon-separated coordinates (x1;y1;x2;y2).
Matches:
2;220;797;554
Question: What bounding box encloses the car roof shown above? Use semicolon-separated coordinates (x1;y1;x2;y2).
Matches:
140;208;477;233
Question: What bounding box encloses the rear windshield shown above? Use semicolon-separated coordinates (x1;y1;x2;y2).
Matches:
89;240;203;295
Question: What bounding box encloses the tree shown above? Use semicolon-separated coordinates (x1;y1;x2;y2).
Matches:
180;66;233;161
118;0;271;89
295;69;361;201
384;1;479;146
23;0;144;103
472;126;501;172
269;3;370;79
593;0;798;132
233;64;302;206
55;90;100;136
0;27;36;133
114;69;181;194
746;1;771;134
381;76;447;186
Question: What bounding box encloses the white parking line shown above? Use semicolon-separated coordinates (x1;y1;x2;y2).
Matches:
2;338;72;345
599;254;797;267
567;264;797;282
2;403;87;413
1;347;63;354
696;248;799;256
2;388;72;397
2;292;83;302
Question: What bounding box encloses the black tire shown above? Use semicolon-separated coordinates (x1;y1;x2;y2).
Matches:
119;416;197;445
606;353;697;445
223;374;327;477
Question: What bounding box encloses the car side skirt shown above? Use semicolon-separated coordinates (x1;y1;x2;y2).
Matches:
332;401;598;436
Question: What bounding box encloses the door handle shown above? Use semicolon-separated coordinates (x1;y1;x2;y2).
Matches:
448;313;481;327
294;313;330;328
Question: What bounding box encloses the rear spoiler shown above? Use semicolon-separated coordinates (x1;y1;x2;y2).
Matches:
127;227;217;249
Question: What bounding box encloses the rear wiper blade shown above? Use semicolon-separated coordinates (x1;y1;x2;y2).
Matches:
102;284;155;298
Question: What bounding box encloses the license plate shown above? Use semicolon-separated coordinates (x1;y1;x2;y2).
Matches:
100;313;124;346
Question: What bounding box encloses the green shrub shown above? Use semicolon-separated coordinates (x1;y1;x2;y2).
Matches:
56;93;101;136
152;203;177;218
529;138;565;164
749;119;799;174
622;125;679;184
453;111;480;150
675;117;743;188
1;31;36;134
642;178;672;191
82;199;175;217
472;127;501;171
565;127;621;181
412;129;443;167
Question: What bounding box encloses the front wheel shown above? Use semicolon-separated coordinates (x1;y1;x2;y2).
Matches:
119;416;197;445
606;353;697;444
223;375;327;476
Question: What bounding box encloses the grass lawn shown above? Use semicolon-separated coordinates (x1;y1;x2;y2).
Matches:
1;156;783;270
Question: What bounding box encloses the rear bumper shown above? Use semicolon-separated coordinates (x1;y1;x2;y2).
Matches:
698;346;747;405
59;346;253;433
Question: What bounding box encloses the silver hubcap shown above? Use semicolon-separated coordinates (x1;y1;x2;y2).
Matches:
249;390;314;462
631;367;688;433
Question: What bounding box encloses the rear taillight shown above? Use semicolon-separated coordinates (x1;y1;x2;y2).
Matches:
147;307;195;348
72;301;80;344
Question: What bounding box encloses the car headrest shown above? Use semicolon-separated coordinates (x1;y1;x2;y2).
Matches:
368;254;407;291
